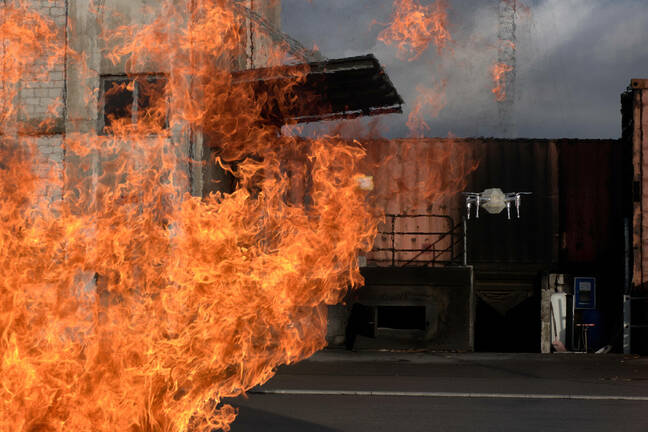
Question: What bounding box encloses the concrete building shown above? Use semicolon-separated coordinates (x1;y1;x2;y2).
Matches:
11;0;282;204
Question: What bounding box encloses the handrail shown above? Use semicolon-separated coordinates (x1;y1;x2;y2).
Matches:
369;214;465;268
401;227;455;267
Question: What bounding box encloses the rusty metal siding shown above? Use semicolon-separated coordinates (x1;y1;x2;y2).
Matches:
641;88;648;292
629;89;643;291
362;139;473;266
362;138;621;270
559;140;619;264
632;88;642;290
629;81;648;293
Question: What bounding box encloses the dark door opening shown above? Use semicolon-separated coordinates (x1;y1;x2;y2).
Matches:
475;294;540;353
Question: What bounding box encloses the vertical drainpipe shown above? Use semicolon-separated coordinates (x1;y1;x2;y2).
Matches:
63;0;68;129
61;0;70;200
1;0;4;119
624;218;631;353
247;0;255;70
463;216;468;266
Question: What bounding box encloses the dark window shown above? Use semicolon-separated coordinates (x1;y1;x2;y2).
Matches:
377;306;426;330
136;76;167;130
103;77;133;130
101;74;168;133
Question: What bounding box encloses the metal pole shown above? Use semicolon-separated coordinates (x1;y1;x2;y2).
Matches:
391;216;396;267
463;216;468;266
623;294;631;354
625;218;631;294
623;218;632;354
450;221;455;264
497;0;517;137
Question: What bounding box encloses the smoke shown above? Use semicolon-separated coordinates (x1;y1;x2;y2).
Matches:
283;0;648;139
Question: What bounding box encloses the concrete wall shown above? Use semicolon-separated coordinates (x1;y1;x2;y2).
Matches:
200;0;283;197
7;0;281;208
19;0;66;129
244;0;282;69
66;0;178;133
328;267;475;351
32;136;65;203
12;2;67;201
62;0;282;197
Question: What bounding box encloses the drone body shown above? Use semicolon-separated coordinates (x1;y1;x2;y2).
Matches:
464;188;531;220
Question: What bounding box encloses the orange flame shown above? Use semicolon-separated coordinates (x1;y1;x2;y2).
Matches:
406;82;447;138
378;0;452;61
1;1;379;431
491;62;514;102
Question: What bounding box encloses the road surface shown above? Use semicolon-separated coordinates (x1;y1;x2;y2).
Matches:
226;351;648;432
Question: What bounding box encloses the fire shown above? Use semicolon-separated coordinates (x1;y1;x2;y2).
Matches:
0;0;64;131
1;1;378;431
361;137;478;212
376;0;452;137
491;62;514;102
406;82;447;138
378;0;452;61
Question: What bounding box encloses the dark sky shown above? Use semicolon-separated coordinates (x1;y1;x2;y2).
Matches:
281;0;648;139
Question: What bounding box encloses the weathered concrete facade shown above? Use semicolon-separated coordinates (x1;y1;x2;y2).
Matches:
327;267;475;351
20;0;66;125
9;1;67;201
15;0;281;198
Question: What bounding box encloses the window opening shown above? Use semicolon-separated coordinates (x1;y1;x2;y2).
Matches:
101;74;168;133
377;306;426;330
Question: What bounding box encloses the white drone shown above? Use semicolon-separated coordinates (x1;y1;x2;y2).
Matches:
464;188;532;220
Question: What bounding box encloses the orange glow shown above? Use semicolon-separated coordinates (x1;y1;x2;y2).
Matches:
1;1;379;431
406;82;447;138
360;137;478;268
0;0;64;132
378;0;452;61
491;62;514;102
1;1;481;430
361;137;478;214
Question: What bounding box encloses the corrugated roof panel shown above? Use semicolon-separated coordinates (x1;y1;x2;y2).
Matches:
230;54;403;124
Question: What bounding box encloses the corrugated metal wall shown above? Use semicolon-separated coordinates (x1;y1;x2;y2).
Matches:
361;138;621;269
356;136;625;352
560;140;624;264
632;84;648;293
464;139;559;265
360;139;475;266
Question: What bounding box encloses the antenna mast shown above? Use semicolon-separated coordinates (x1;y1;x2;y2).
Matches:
497;0;517;137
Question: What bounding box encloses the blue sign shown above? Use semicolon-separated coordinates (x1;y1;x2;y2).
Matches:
574;277;596;309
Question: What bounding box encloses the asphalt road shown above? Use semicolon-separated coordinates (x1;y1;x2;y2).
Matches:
226;351;648;432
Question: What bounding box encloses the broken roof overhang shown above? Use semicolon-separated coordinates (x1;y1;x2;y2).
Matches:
231;54;403;125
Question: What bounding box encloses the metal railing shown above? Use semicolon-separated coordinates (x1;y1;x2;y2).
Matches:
367;214;466;267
